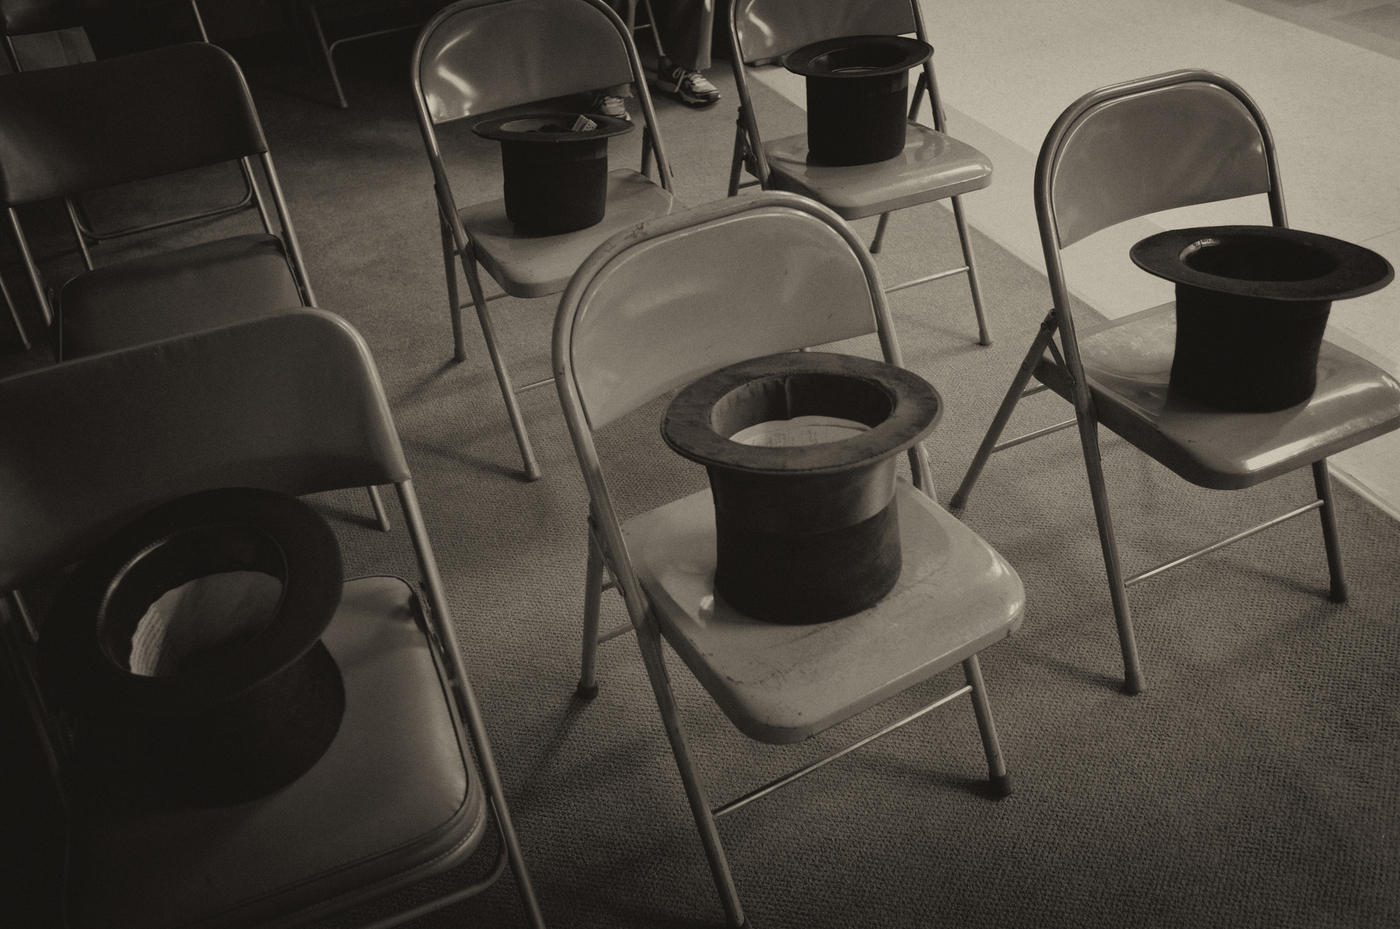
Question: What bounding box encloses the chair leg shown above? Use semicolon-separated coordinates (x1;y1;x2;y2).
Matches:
949;194;991;346
365;485;392;532
440;220;467;362
1312;459;1348;603
727;122;746;198
962;654;1011;797
634;623;748;928
1074;414;1146;695
870;211;892;254
1;274;27;352
458;253;542;482
304;0;349;109
950;313;1057;510
576;519;605;699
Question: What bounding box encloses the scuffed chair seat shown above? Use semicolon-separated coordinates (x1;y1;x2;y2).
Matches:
59;234;303;358
458;171;675;298
69;576;487;929
624;483;1023;744
761;123;991;219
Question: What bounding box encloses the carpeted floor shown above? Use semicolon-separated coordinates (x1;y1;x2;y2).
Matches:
4;33;1398;929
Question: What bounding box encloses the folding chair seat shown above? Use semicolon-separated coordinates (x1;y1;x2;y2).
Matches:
554;192;1023;927
0;309;545;929
412;0;677;481
951;70;1400;695
727;0;993;345
58;233;301;358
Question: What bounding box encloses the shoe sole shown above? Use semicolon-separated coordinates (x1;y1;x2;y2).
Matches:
652;78;721;108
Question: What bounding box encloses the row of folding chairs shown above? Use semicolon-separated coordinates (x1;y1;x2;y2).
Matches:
1;1;1397;927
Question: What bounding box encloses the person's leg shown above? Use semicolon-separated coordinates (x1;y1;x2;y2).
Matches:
652;0;721;107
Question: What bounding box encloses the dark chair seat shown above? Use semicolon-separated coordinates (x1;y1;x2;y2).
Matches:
59;233;303;359
67;575;486;929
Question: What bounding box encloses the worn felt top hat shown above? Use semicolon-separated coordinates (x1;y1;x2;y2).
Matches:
40;487;346;807
663;352;941;624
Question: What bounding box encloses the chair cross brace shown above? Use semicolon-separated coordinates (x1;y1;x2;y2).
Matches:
712;681;974;819
1124;499;1325;588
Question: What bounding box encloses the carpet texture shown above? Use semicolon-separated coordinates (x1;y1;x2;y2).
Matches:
3;34;1398;929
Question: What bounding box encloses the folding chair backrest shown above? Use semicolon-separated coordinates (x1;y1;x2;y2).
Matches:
0;0;81;35
555;193;890;430
414;0;634;124
732;0;915;65
0;310;409;589
0;41;266;205
1040;70;1281;249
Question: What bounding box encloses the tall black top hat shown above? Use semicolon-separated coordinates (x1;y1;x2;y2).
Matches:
783;35;933;166
663;352;941;624
40;488;346;807
473;111;633;236
1131;225;1393;410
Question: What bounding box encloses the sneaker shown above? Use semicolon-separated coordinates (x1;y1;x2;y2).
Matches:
654;58;721;107
590;92;631;122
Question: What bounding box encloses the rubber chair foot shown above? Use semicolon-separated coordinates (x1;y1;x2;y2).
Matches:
575;682;599;700
987;773;1013;799
1120;678;1146;697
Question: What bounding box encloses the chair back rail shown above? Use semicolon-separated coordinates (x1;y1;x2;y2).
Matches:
557;195;888;431
0;310;407;589
0;41;266;205
1039;70;1282;249
0;0;82;36
732;0;914;65
414;0;633;124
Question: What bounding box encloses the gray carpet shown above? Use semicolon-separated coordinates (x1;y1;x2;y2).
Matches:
6;35;1399;929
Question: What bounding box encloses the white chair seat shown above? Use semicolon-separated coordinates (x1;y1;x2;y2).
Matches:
625;480;1025;744
459;170;677;298
1036;304;1400;489
763;123;992;221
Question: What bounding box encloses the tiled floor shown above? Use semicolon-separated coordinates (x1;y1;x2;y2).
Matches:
752;0;1400;516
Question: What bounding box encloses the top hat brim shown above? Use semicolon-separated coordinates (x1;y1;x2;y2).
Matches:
662;352;941;475
1131;225;1394;303
40;487;343;720
782;35;933;79
472;110;634;144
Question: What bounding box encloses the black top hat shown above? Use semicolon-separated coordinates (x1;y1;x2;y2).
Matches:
473;110;634;235
1131;225;1393;302
40;487;346;807
782;35;933;167
1129;225;1393;411
663;352;941;623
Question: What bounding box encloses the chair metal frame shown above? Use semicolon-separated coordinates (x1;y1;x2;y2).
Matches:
726;0;993;345
554;192;1019;928
950;69;1400;695
0;309;545;929
412;0;675;481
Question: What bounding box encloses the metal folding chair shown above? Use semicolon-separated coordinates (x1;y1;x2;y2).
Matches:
726;0;993;345
412;0;676;482
554;192;1024;927
951;70;1400;695
0;0;258;261
0;309;545;929
0;40;391;529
